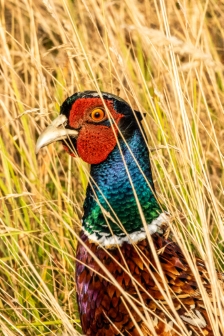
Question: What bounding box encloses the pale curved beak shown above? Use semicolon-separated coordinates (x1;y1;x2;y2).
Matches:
36;114;79;154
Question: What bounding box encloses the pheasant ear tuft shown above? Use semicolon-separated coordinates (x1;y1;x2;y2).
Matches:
134;110;146;121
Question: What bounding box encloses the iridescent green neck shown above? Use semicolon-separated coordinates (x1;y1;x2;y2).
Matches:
82;128;162;240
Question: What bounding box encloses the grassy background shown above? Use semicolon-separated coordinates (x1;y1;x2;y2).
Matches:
0;0;223;335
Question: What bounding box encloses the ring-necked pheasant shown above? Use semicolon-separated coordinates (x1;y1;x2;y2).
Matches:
36;91;223;336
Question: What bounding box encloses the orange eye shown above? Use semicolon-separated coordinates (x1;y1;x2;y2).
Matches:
90;108;106;122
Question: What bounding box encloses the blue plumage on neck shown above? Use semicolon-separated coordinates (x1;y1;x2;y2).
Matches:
82;128;162;237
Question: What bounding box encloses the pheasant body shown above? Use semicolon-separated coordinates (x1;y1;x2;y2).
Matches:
76;232;213;335
36;91;223;336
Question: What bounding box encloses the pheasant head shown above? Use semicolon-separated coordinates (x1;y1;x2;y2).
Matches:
36;91;143;163
36;91;163;247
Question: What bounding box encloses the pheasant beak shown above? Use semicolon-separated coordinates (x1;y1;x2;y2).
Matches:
35;114;79;154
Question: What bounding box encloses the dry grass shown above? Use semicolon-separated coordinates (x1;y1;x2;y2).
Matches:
0;0;223;335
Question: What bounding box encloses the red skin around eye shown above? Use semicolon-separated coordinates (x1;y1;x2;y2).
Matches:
66;98;123;164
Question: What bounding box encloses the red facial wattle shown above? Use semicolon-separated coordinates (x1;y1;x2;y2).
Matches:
64;97;123;164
